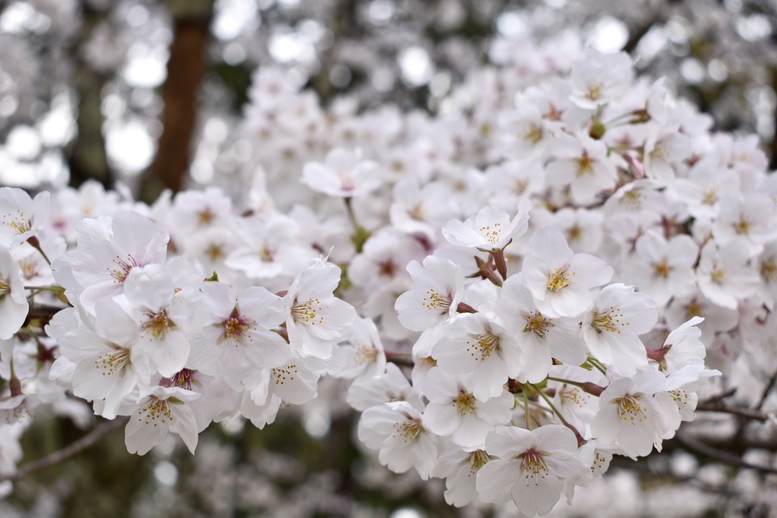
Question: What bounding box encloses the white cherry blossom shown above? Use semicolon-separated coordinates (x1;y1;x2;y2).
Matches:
476;425;587;516
522;226;613;318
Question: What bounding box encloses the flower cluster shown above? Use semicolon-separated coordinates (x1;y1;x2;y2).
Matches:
0;43;774;515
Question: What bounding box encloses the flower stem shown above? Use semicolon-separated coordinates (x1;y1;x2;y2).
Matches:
523;387;531;430
547;376;605;397
533;383;587;447
344;197;370;253
27;236;51;266
585;354;607;376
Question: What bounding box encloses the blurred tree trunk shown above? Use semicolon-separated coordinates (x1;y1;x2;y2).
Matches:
68;4;111;190
140;0;214;204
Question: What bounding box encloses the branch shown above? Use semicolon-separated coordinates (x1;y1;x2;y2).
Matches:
757;368;777;411
699;387;737;405
695;403;769;422
674;432;777;475
0;418;127;482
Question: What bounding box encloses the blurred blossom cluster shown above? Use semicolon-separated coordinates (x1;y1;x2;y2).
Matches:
2;0;777;189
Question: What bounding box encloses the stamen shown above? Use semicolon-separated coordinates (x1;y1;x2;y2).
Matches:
109;255;140;284
590;306;626;334
224;308;252;340
519;449;549;482
547;263;574;292
466;331;500;361
616;394;647;424
143;309;174;339
523;311;553;339
392;417;422;443
452;389;477;414
94;348;131;376
422;289;452;313
479;223;503;246
272;364;298;385
2;210;31;235
291;298;324;325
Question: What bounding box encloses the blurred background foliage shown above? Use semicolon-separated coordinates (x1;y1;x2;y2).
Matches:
3;0;777;516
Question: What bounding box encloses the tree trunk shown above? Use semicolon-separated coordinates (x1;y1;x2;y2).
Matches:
141;0;214;203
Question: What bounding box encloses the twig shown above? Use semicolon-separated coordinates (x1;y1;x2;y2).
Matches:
0;418;127;482
700;387;737;405
674;433;777;475
695;404;769;422
757;369;777;411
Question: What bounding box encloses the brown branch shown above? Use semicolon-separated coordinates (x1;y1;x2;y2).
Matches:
695;404;769;422
673;432;777;475
700;387;737;404
757;369;777;411
0;418;127;483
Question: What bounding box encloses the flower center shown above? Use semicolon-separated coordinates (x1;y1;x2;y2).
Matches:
110;255;140;284
479;223;503;246
651;259;671;278
761;258;777;281
137;396;173;426
574;152;594;176
354;344;378;364
524;311;553;338
422;289;452;313
197;208;215;224
409;204;424;221
701;188;718;205
546;263;573;292
616;394;647;424
392;418;422;443
20;258;37;280
622;189;642;209
560;385;587;407
685;300;703;319
170;369;194;390
452;389;477;414
670;389;690;408
2;210;31;235
468;449;489;477
291;298;324;325
95;347;131;376
520;448;549;478
524;124;543;144
591;306;625;334
650;142;666;161
379;260;397;277
260;245;274;262
710;267;728;284
207;244;224;261
143;309;174;339
224;309;251;339
466;331;500;361
733;218;751;235
585;83;603;102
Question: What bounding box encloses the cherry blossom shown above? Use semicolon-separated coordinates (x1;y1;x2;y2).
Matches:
476;425;587;516
522;226;612;318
